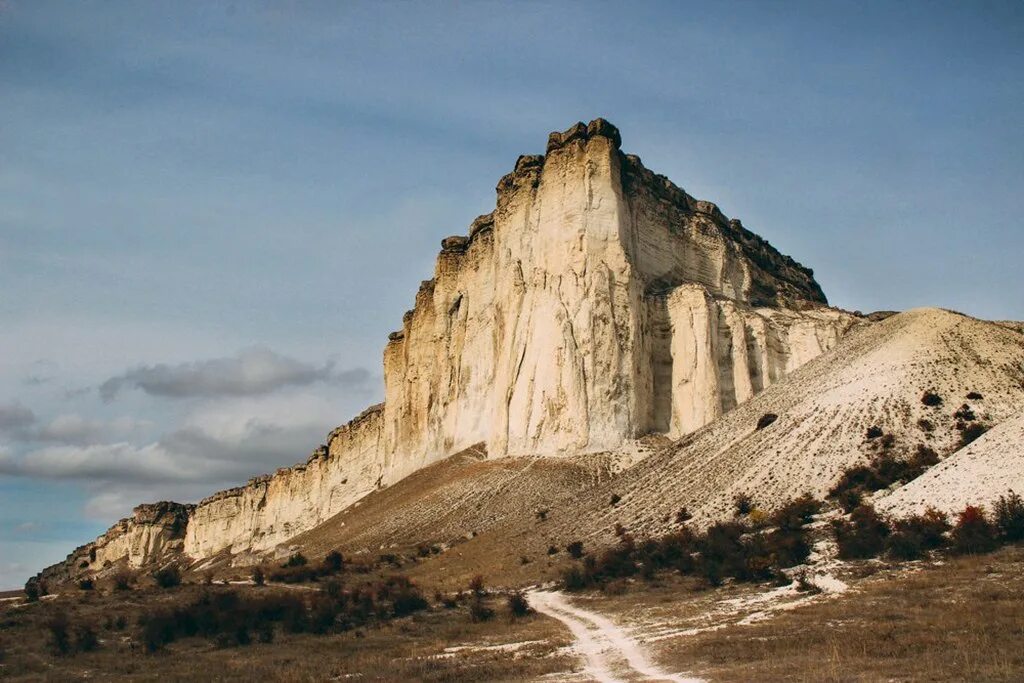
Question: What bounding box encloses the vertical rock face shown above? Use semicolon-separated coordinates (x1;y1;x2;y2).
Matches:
43;119;863;574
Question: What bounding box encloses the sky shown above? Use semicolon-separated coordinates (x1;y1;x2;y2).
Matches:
1;0;1022;589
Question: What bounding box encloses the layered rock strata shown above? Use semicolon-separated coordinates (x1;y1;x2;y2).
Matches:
42;119;861;574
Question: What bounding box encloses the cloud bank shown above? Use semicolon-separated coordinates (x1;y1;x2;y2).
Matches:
99;347;368;401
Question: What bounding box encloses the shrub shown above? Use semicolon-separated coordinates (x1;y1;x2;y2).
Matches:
562;566;588;591
771;494;822;530
734;493;754;516
966;391;983;400
953;404;977;422
756;413;778;430
832;505;890;559
765;526;812;568
994;491;1024;542
47;613;73;656
917;418;934;432
470;598;495;622
468;574;485;595
675;507;692;524
885;508;951;562
566;541;585;559
957;422;989;449
284;553;308;568
535;508;548;521
113;572;132;591
75;625;99;653
252;567;265;586
77;578;94;591
609;493;622;506
507;591;531;618
390;583;429;617
322;551;344;573
921;390;943;407
865;425;884;440
835;488;863;514
153;566;181;589
547;545;558;555
950;505;998;555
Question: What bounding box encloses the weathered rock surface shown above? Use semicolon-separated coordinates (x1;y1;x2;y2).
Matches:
41;119;862;577
40;502;192;584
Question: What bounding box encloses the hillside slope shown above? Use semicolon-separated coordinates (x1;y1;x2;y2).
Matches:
876;411;1024;517
393;308;1024;585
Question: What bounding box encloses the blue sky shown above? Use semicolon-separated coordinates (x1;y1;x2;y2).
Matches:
1;0;1022;589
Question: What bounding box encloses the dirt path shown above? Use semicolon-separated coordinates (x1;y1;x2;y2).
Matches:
528;589;704;683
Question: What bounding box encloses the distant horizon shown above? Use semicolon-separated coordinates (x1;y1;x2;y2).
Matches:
2;0;1023;590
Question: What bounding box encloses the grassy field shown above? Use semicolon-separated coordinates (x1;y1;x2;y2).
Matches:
0;582;572;682
4;546;1023;681
581;545;1024;682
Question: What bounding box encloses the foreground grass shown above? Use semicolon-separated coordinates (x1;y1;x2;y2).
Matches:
0;584;572;682
592;545;1024;682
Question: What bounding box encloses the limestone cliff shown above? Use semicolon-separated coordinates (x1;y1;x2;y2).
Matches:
39;502;192;584
41;119;863;576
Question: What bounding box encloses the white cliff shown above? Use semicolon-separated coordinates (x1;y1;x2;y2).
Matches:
42;119;862;576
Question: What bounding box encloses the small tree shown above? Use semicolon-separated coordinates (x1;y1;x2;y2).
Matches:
252;566;266;586
24;579;40;602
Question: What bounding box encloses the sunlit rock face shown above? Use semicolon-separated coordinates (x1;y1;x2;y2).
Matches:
43;119;863;572
39;502;192;584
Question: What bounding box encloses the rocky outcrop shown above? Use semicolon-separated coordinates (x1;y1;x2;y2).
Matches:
43;119;864;576
39;502;192;584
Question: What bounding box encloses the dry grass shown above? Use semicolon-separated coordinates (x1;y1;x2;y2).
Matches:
628;545;1024;682
0;583;571;682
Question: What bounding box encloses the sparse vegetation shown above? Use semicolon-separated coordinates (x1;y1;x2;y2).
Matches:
828;445;940;510
562;495;822;591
